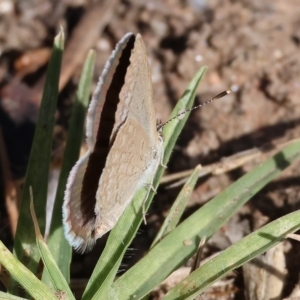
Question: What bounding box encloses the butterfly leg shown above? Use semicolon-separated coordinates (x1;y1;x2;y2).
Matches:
141;183;157;224
160;148;167;168
141;140;164;224
158;137;167;168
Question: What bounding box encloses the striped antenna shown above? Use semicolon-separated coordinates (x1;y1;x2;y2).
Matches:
157;90;231;131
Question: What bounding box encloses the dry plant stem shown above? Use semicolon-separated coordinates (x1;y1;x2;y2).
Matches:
286;233;300;242
33;0;118;98
14;48;52;79
161;138;300;185
190;236;206;273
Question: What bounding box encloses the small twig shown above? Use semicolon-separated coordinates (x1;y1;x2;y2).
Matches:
161;138;300;186
190;236;206;273
287;233;300;242
34;0;118;98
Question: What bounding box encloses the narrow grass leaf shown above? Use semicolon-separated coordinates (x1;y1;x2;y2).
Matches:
151;165;202;247
164;210;300;300
29;187;75;299
143;165;202;300
43;50;96;286
82;67;207;299
10;31;64;294
0;241;57;300
0;292;27;299
108;140;300;299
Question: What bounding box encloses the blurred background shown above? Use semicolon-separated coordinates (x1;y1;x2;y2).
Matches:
0;0;300;298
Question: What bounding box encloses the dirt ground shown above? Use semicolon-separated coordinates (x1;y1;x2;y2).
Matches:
0;0;300;299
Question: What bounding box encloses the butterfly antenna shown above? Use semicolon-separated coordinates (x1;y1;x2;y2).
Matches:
157;90;231;131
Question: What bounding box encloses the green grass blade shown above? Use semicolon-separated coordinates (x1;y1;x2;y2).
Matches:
107;140;300;299
29;191;75;299
36;238;75;300
0;292;27;300
0;241;57;300
10;31;64;294
82;67;207;300
164;210;300;300
143;165;202;300
151;165;202;247
42;50;96;286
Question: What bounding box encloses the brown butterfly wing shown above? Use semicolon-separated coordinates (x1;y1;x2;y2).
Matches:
94;35;162;238
63;33;136;252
